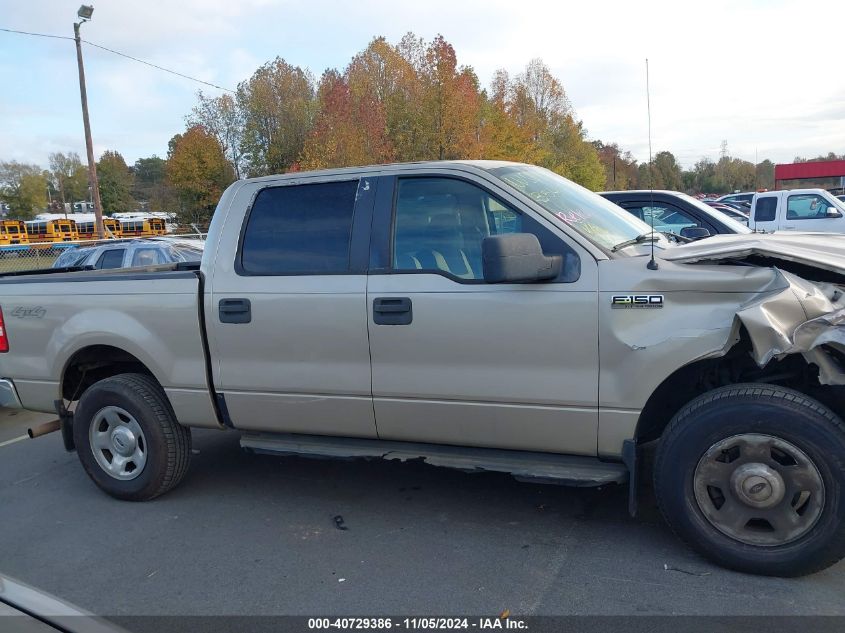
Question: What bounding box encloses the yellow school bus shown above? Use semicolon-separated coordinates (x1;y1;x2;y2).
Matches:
75;218;123;240
24;219;79;243
0;220;29;246
119;218;167;237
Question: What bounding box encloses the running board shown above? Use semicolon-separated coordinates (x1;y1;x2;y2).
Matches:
240;433;628;487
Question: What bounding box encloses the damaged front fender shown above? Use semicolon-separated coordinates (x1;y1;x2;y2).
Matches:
737;271;845;384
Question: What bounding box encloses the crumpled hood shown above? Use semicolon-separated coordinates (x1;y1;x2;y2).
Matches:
659;232;845;276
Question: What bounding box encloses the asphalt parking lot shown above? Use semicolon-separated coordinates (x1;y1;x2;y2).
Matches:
2;407;844;619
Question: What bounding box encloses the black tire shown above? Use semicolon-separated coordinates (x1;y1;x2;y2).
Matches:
654;383;845;577
73;373;191;501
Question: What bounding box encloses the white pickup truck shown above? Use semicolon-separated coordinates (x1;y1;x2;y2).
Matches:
750;188;845;232
3;161;845;576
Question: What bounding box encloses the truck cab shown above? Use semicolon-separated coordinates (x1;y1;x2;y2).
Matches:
750;188;845;232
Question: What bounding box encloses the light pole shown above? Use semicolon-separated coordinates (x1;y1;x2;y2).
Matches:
73;4;105;239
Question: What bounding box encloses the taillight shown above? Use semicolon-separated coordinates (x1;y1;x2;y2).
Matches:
0;306;8;352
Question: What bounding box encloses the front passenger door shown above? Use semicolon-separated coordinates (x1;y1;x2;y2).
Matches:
366;175;599;455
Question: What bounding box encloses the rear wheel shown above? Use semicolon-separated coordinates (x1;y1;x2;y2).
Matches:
73;373;191;501
654;384;845;576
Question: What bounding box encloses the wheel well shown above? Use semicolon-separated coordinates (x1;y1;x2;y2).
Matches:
61;345;156;401
635;334;845;443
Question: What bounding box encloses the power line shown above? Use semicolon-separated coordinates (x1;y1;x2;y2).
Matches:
0;27;72;40
1;26;235;93
81;40;235;93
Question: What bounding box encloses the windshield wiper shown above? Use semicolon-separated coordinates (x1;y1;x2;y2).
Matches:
611;232;659;252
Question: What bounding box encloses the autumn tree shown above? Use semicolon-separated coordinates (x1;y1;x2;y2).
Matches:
417;35;483;160
187;91;245;178
48;152;88;204
96;150;135;213
300;69;393;170
593;141;639;190
0;161;48;219
237;58;316;176
166;125;235;226
346;37;422;162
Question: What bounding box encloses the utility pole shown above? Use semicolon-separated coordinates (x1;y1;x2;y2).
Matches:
73;5;104;239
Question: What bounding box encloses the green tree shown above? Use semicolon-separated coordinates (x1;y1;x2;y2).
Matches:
132;156;176;211
187;91;245;178
48;152;88;204
0;161;48;219
166;125;235;226
756;159;775;190
96;150;135;213
237;58;316;176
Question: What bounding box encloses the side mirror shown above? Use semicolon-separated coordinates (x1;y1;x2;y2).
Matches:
680;226;711;240
482;233;562;283
826;208;842;218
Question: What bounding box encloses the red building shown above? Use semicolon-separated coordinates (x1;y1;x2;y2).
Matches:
775;160;845;193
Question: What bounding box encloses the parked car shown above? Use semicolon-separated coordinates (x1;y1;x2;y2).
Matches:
3;161;845;577
837;194;845;203
703;202;750;224
750;188;845;232
600;190;752;238
51;238;203;270
717;191;756;206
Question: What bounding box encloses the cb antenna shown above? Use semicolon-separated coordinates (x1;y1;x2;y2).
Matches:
645;58;658;271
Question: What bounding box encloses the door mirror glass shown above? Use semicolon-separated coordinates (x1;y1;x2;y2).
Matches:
680;226;711;240
482;233;562;283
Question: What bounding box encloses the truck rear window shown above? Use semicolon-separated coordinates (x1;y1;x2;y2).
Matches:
240;180;358;275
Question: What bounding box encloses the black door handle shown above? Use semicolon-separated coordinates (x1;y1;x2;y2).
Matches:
373;297;412;325
219;298;251;324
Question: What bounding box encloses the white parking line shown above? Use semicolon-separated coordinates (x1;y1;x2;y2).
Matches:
0;435;28;448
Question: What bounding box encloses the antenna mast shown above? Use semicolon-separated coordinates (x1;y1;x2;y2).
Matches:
646;58;658;271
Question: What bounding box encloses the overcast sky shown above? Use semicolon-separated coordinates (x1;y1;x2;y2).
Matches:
2;0;844;169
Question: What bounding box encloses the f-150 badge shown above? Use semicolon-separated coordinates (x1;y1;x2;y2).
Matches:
611;295;664;308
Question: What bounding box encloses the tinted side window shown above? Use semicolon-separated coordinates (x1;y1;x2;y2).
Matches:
96;249;126;269
241;180;358;275
392;177;579;282
754;197;777;222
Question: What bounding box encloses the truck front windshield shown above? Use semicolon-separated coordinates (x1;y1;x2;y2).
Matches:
487;164;653;251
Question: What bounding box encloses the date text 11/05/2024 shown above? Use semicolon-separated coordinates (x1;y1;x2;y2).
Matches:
307;617;527;630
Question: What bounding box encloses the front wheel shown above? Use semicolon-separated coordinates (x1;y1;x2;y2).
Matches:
654;384;845;576
73;373;191;501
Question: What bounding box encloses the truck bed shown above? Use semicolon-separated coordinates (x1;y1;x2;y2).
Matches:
0;264;218;429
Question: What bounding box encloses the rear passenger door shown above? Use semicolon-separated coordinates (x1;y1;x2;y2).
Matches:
366;174;599;455
207;176;379;438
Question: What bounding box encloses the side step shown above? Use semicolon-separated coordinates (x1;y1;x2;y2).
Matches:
240;433;628;487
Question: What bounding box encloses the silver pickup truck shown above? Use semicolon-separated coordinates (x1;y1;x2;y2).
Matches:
2;161;845;577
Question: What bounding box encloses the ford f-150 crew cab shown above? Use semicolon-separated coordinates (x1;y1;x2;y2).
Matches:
750;188;845;233
2;161;845;577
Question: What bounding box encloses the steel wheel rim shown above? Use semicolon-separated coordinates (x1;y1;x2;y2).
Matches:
89;406;147;481
693;433;824;546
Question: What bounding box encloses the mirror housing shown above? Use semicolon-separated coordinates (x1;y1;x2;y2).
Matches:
482;233;562;283
680;226;711;240
826;208;842;218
